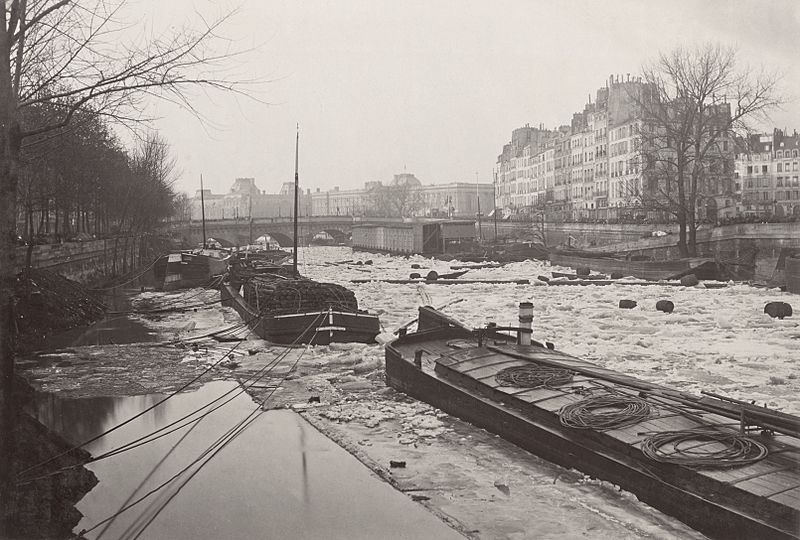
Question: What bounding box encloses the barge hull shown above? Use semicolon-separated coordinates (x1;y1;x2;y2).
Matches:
220;283;379;345
385;310;800;540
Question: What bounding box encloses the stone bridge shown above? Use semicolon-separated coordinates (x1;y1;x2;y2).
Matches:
166;216;363;247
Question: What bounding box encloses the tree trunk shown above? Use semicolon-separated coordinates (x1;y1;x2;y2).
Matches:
689;221;698;257
0;22;21;530
676;156;689;258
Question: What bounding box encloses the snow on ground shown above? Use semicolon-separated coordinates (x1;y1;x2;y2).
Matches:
296;246;800;414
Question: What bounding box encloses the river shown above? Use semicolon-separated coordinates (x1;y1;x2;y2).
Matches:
33;381;464;540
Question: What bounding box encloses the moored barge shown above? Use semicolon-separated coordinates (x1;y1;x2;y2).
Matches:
220;254;380;345
386;305;800;539
153;251;229;291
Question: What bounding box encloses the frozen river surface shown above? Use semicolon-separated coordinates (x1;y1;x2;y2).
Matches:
296;247;800;415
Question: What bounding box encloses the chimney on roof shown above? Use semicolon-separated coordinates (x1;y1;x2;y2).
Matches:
626;73;630;82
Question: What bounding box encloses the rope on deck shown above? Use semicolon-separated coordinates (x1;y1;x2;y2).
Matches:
495;364;574;389
641;428;769;468
558;394;654;431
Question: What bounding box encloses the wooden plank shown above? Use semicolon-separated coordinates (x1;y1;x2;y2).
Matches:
770;489;800;508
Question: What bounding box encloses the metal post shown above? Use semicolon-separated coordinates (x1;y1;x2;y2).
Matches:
518;302;533;346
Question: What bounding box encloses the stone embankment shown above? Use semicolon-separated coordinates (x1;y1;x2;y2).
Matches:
12;234;174;285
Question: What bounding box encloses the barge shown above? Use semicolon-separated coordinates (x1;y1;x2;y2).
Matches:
385;305;800;539
220;255;380;345
153;251;228;291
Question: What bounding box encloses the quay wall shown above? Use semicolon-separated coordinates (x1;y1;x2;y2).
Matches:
480;221;800;282
13;236;151;284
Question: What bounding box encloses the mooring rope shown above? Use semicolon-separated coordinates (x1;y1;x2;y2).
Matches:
495;364;574;388
640;427;769;468
558;393;655;430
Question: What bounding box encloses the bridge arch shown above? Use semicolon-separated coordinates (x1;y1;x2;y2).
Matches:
310;228;349;245
252;231;294;248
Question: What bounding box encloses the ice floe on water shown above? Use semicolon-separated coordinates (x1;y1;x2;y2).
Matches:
132;246;799;414
296;246;800;414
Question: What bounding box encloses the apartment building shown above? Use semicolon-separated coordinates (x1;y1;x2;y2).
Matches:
496;75;736;222
496;75;647;221
735;129;800;217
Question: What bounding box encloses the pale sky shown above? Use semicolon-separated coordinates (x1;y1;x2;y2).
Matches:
129;0;800;196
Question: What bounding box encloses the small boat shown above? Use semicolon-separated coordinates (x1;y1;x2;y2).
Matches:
153;250;228;291
549;250;733;280
386;305;800;540
220;126;380;345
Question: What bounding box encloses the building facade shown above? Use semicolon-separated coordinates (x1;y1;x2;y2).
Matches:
190;177;312;221
496;75;736;222
735;129;800;218
191;175;494;220
309;174;493;219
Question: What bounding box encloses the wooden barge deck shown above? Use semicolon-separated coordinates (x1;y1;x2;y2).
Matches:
385;307;800;539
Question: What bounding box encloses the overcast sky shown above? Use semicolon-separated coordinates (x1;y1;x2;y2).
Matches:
133;0;800;196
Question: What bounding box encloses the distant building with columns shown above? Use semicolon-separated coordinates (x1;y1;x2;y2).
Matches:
193;174;495;220
190;177;312;221
310;174;494;218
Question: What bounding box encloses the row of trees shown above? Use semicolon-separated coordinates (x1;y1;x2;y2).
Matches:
18;111;179;242
1;1;252;528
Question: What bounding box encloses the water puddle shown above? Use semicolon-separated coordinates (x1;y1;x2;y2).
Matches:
33;381;463;540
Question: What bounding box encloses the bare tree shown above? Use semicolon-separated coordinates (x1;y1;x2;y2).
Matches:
633;43;780;256
0;1;255;521
367;181;423;218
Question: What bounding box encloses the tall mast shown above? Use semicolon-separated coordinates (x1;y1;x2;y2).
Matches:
493;168;498;240
476;171;483;242
200;174;207;249
293;124;299;276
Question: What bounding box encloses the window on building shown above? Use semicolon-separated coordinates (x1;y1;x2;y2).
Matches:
763;192;770;201
747;165;753;174
762;165;768;173
777;163;783;172
794;162;799;171
777;177;783;187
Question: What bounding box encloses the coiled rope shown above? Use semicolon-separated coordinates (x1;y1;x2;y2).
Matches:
640;428;769;468
495;364;574;388
559;393;654;430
